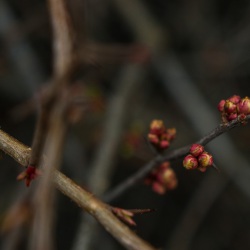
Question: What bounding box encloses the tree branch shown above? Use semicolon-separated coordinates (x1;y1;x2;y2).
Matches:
29;97;69;250
0;129;156;250
103;116;250;202
48;0;76;76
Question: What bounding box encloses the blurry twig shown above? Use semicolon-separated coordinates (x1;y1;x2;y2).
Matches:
48;0;76;76
73;65;145;250
0;129;156;250
29;96;69;250
8;42;149;122
88;65;145;195
28;1;78;249
1;190;33;250
78;43;150;65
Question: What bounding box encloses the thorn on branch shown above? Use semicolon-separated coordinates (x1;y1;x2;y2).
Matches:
111;207;156;227
111;207;136;226
212;163;220;173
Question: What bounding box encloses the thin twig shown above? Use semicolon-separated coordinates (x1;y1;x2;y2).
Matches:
48;0;76;76
103;116;250;202
27;1;78;249
29;97;69;250
28;95;55;167
29;0;77;168
1;190;33;250
0;129;156;250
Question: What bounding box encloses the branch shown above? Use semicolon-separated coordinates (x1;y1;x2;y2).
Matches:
48;0;76;76
0;129;156;250
29;97;69;250
103;116;250;202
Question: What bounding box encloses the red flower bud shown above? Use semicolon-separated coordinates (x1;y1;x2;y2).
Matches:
224;100;237;114
145;161;177;194
149;120;165;135
237;97;250;115
165;128;176;142
217;100;226;112
183;154;198;170
166;178;178;190
198;152;213;168
160;140;170;149
152;181;166;194
228;95;241;104
147;133;159;145
189;144;204;157
162;168;178;189
227;113;238;121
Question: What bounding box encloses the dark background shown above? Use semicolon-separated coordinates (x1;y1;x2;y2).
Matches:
1;0;250;250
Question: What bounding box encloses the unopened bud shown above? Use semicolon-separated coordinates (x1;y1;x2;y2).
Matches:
162;168;178;189
183;154;198;170
198;152;213;168
165;128;176;142
224;100;237;114
217;100;226;112
228;95;241;104
227;113;238;121
152;181;165;194
237;97;250;115
150;120;165;135
190;144;204;157
148;133;159;145
160;140;170;149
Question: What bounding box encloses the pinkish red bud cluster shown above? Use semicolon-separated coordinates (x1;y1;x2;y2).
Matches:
148;120;176;151
218;95;250;122
144;162;178;194
183;144;213;172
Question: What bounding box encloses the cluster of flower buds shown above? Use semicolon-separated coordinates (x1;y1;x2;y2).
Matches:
218;95;250;122
144;161;178;194
147;120;176;151
183;144;213;172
